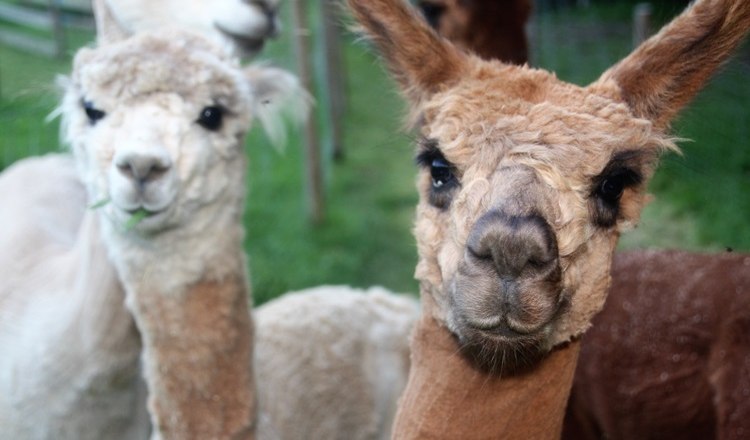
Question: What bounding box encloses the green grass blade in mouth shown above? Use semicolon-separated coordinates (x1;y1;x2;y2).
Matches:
124;209;150;230
89;198;111;210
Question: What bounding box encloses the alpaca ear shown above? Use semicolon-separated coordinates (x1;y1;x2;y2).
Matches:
348;0;468;104
598;0;750;129
92;0;131;45
245;66;312;149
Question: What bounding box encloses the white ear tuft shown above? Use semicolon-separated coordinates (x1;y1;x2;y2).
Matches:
244;65;312;149
45;75;71;125
92;0;132;45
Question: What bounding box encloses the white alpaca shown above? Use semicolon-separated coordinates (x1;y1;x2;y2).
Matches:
1;30;277;439
0;154;149;440
255;286;418;440
93;0;281;58
0;29;417;439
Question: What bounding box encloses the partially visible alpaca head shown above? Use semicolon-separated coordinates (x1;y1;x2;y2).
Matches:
95;0;281;58
415;0;531;64
350;0;750;373
62;30;289;235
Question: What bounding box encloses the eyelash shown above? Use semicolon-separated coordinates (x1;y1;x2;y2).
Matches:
590;165;642;227
416;143;459;209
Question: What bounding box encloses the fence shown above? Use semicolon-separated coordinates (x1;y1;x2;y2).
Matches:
0;0;92;58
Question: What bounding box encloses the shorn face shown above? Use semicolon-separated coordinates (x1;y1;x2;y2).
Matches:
414;67;670;372
103;0;281;57
62;31;253;234
349;0;750;373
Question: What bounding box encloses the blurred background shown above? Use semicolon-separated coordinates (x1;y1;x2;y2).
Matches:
1;0;748;304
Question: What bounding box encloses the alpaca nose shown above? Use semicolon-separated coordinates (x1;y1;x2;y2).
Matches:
250;0;279;36
466;210;559;279
115;152;172;186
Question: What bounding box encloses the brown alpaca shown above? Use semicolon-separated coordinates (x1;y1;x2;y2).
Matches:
346;0;750;437
410;3;750;437
563;250;750;440
415;0;531;64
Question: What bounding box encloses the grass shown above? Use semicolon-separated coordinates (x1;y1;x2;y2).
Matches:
2;1;749;305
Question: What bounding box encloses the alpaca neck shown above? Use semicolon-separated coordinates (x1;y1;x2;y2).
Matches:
1;209;147;439
392;296;581;440
107;216;256;440
42;210;141;386
71;212;138;350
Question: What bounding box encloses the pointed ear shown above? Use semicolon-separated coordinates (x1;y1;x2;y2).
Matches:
347;0;468;104
244;66;311;149
598;0;750;129
92;0;131;45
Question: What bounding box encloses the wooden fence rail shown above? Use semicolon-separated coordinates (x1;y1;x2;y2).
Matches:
0;0;93;58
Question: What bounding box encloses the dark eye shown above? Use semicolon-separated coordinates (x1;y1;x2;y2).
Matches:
197;106;224;131
431;157;454;188
598;175;626;203
418;2;446;29
417;141;459;209
591;167;642;227
82;100;106;125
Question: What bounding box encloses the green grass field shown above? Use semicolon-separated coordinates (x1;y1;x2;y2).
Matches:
2;1;748;304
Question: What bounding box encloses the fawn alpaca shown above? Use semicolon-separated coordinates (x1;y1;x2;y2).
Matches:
414;3;750;437
347;0;750;437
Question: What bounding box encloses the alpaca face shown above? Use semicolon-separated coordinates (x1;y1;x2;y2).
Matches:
63;31;253;233
413;67;667;371
350;0;749;373
104;0;281;57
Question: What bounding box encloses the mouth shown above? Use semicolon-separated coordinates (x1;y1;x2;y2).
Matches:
118;206;170;230
453;317;550;374
215;23;270;55
447;281;563;374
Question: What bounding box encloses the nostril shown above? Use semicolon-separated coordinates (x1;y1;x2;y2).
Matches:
117;162;135;180
116;154;171;184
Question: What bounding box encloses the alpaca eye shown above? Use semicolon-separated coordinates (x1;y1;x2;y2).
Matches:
591;166;642;227
598;176;626;203
431;157;454;188
197;106;224;131
82;100;106;125
416;141;459;210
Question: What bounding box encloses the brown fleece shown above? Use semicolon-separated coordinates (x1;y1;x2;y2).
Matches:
393;298;581;440
346;0;750;438
418;0;531;65
601;0;750;129
128;276;255;440
563;250;750;440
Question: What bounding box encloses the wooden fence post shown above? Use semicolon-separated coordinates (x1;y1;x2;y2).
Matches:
291;0;325;224
48;0;66;58
321;0;346;161
633;3;652;48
